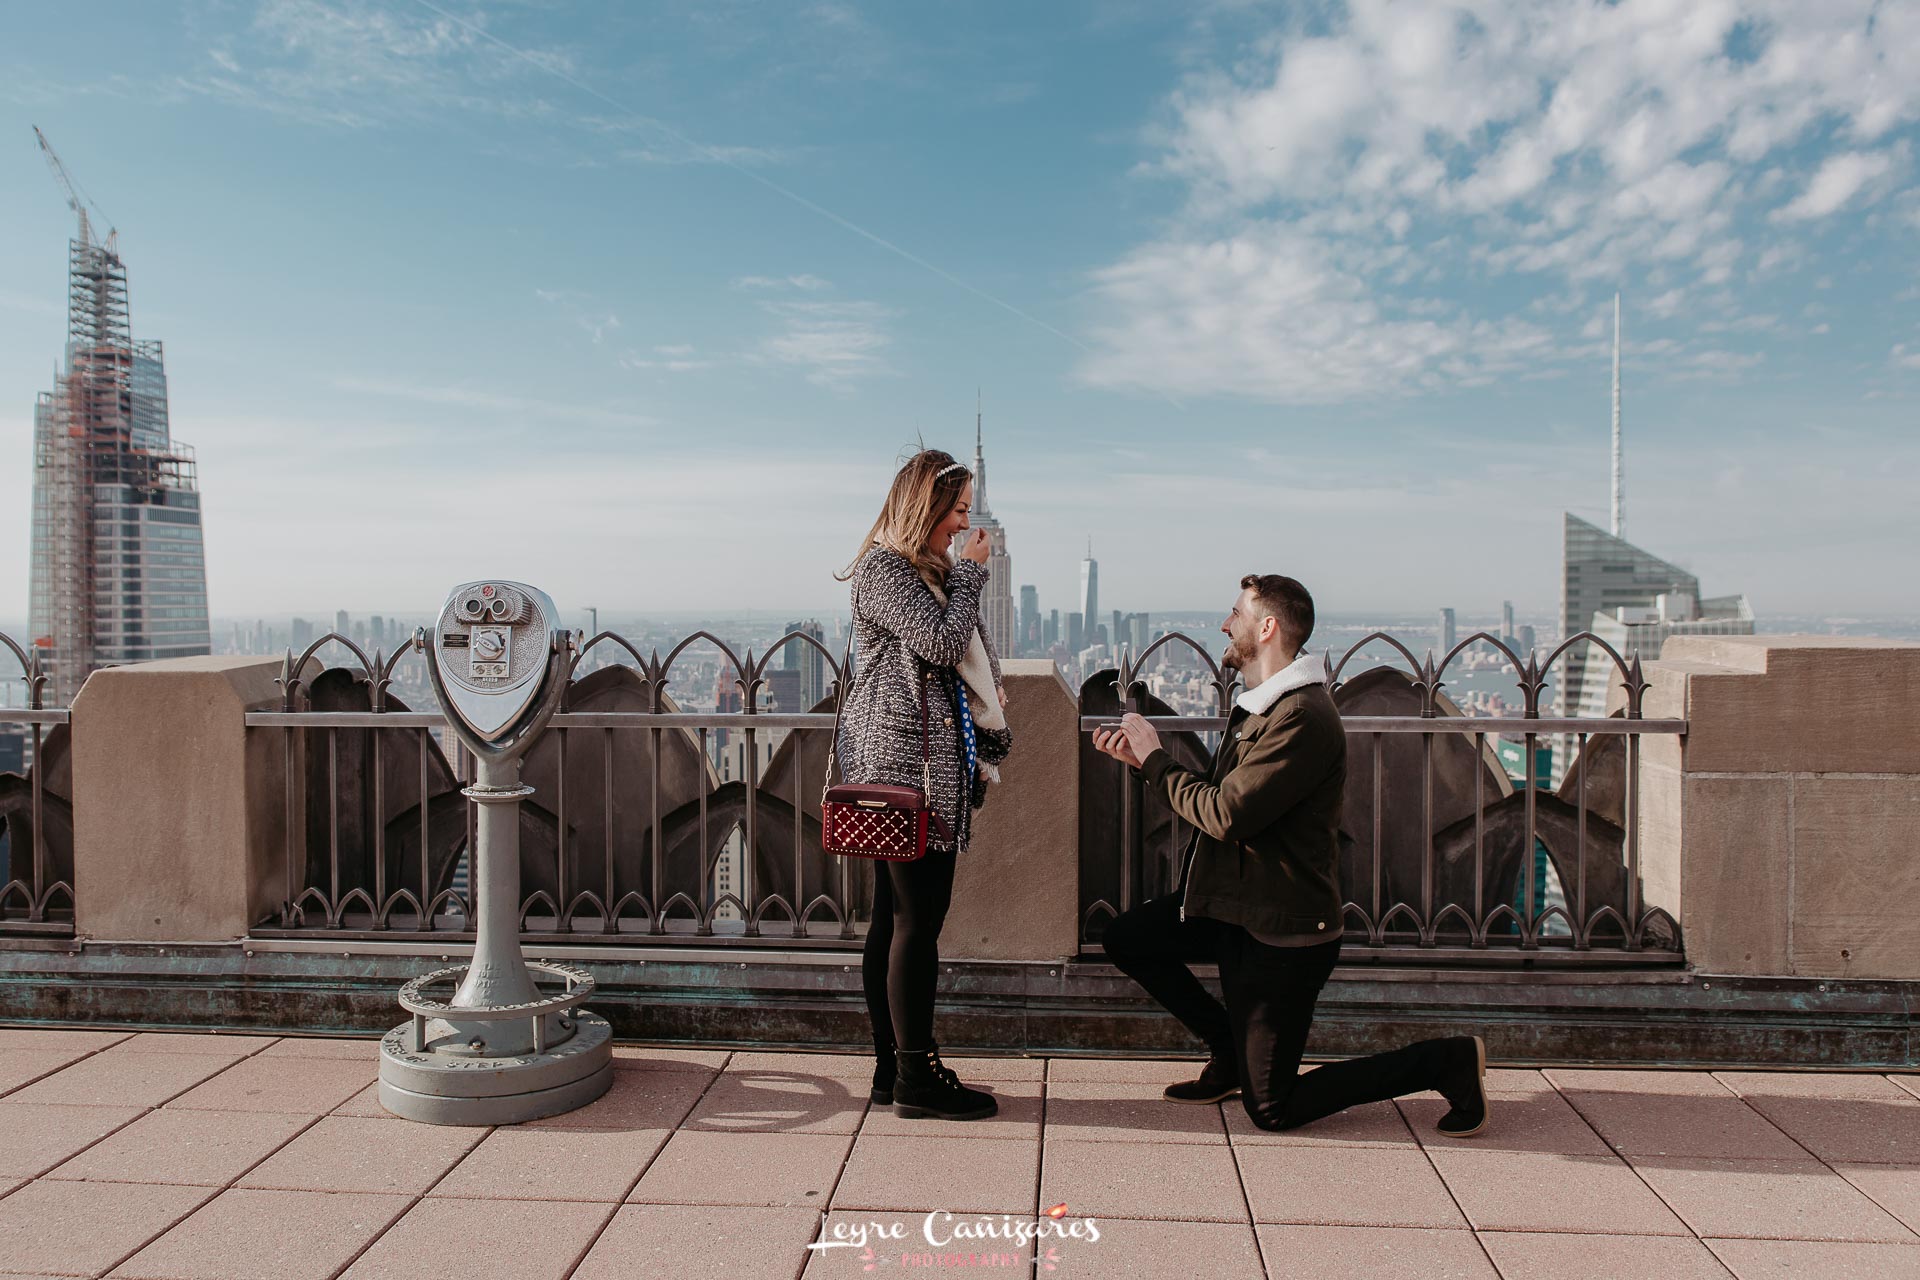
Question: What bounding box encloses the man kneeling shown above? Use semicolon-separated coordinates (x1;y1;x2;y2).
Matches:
1092;573;1489;1136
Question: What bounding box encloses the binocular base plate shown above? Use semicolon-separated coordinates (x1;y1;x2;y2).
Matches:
377;1010;615;1126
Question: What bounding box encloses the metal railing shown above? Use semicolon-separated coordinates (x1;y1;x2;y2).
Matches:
0;634;73;934
246;628;868;947
1078;629;1685;965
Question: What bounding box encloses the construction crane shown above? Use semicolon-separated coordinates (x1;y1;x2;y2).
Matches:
32;125;115;253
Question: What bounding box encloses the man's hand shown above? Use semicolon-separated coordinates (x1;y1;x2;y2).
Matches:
1091;723;1138;768
1092;712;1162;770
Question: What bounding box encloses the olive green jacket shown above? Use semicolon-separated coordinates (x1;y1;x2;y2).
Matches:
1137;677;1346;936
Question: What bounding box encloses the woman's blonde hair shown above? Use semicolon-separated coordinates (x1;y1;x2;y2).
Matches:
838;448;970;587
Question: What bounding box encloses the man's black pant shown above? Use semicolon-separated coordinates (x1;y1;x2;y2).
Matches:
1102;891;1458;1131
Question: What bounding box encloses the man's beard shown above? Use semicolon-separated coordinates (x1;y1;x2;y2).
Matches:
1221;635;1247;670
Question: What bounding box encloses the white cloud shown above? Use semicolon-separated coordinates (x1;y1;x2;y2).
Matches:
534;289;621;344
1773;149;1900;221
179;0;576;128
755;298;896;388
331;377;657;429
1084;0;1920;404
616;278;895;387
1893;344;1920;371
618;344;718;373
732;274;831;292
1078;226;1552;402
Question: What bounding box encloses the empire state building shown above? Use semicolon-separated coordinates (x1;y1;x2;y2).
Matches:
968;402;1016;659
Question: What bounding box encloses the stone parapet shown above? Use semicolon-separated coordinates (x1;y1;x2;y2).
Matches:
1638;635;1920;980
69;656;292;942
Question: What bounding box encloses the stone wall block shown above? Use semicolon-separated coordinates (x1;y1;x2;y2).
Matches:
1677;776;1792;976
1662;636;1920;775
1789;777;1920;980
943;660;1079;962
70;656;289;941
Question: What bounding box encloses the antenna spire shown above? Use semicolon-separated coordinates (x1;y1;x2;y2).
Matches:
970;389;990;516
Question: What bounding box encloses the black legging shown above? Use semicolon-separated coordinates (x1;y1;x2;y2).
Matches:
861;845;958;1054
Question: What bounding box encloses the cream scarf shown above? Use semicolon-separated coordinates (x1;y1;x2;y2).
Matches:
892;542;1007;781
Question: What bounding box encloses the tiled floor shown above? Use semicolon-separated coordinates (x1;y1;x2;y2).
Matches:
0;1028;1916;1278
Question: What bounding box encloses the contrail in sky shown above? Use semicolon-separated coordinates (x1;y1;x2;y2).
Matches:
411;0;1095;357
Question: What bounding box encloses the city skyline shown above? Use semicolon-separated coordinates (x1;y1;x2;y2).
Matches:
2;4;1917;621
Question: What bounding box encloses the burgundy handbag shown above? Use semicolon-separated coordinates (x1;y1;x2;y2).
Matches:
821;666;954;861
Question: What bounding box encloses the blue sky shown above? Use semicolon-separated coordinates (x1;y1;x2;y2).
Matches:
2;0;1916;624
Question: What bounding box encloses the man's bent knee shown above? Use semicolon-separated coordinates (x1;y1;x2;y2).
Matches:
1099;906;1160;967
1240;1090;1300;1132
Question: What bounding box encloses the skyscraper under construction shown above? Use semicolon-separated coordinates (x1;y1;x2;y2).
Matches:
27;129;209;704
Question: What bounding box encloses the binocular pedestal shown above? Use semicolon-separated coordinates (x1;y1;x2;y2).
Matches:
378;756;613;1125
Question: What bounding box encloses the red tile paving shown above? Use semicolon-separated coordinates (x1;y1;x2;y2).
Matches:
109;1187;412;1280
0;1048;105;1095
162;1055;375;1115
1703;1237;1920;1278
111;1033;278;1058
237;1116;484;1195
1040;1138;1247;1223
47;1109;311;1187
833;1133;1039;1214
579;1204;820;1280
1628;1156;1915;1242
0;1032;1912;1277
0;1179;213;1277
0;1101;146;1179
337;1197;611;1280
679;1070;870;1135
1235;1144;1466;1228
7;1052;236;1111
427;1126;669;1202
1257;1224;1497;1278
1475;1230;1735;1278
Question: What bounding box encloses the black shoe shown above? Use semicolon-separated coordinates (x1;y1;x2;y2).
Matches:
1164;1056;1241;1104
1434;1035;1489;1137
893;1043;997;1121
870;1055;895;1106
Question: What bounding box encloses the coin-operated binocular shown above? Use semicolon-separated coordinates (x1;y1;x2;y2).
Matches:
376;580;613;1125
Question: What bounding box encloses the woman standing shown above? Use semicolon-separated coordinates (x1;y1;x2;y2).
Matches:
835;448;1013;1121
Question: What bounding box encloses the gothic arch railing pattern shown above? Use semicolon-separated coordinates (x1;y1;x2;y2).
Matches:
0;631;71;935
1082;628;1684;965
248;626;864;947
247;623;1682;966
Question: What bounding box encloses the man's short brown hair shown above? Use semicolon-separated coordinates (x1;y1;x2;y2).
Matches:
1240;574;1315;652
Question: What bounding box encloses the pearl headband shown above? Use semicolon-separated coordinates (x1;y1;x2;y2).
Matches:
935;461;968;480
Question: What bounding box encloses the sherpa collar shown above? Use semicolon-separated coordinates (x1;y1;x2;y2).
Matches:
1234;649;1329;716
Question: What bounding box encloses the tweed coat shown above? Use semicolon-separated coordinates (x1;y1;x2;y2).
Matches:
835;545;1013;853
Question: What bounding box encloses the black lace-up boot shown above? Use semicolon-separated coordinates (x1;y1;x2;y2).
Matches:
892;1043;998;1121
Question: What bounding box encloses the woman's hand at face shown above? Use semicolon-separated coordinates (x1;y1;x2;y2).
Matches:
959;527;991;564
